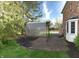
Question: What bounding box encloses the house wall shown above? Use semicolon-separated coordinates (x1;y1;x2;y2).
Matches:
62;1;79;35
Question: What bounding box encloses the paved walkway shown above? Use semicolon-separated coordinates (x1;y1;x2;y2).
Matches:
17;34;68;51
31;34;68;51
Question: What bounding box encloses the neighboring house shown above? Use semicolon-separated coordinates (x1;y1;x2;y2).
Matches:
62;1;79;42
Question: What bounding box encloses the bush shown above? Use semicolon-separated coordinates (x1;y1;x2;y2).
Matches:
0;40;4;48
74;35;79;49
0;38;17;48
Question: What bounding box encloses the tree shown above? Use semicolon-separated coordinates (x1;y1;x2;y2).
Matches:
0;1;42;44
54;19;62;30
22;1;42;22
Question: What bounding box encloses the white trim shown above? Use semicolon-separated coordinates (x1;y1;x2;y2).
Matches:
66;19;78;42
67;19;79;22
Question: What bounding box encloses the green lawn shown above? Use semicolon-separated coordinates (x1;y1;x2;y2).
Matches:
0;40;69;58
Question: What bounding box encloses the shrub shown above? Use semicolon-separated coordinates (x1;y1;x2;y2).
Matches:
0;40;4;48
74;35;79;49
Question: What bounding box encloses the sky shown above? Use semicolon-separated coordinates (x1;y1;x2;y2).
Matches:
41;1;66;24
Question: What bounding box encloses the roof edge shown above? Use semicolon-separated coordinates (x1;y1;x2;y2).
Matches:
61;1;68;13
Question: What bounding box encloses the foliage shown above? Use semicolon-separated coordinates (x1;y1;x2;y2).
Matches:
54;22;62;30
22;1;42;22
0;40;4;48
0;2;25;40
74;35;79;49
0;1;42;45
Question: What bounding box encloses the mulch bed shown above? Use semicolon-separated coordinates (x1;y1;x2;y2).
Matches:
17;36;38;47
67;42;79;58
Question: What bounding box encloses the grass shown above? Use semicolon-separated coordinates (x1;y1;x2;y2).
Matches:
0;40;30;58
28;49;69;58
0;40;69;58
74;35;79;48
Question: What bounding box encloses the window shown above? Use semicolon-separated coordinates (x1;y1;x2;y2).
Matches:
71;22;75;33
67;22;68;33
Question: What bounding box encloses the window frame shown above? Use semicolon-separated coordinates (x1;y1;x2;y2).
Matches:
71;21;75;33
67;21;69;33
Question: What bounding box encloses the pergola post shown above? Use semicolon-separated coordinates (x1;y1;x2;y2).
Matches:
46;21;50;42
